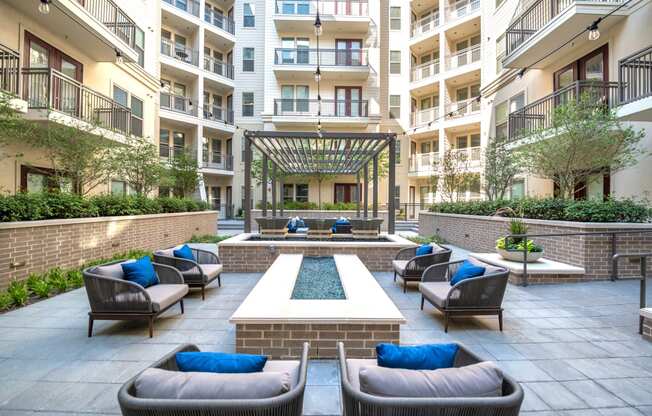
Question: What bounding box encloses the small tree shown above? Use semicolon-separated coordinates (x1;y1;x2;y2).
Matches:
483;136;521;201
519;93;645;199
113;137;164;196
0;95;35;164
167;151;200;198
438;148;474;202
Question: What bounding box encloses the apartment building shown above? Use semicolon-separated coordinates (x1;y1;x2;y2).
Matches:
0;0;161;194
483;0;652;200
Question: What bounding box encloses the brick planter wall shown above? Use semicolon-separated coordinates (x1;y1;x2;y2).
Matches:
643;317;652;341
420;212;652;281
235;323;400;359
0;211;218;289
250;210;390;231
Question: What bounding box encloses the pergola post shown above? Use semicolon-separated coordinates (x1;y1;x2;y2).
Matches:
279;175;284;217
372;155;378;218
244;134;252;233
262;154;268;218
388;136;396;234
356;171;361;218
271;163;277;217
363;163;369;219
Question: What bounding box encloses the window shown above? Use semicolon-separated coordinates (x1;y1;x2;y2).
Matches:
173;132;185;158
242;47;254;71
496;33;505;74
296;184;309;202
496;0;506;8
160;129;170;157
509;92;525;113
390;50;401;74
495;101;508;139
242;92;254;116
390;7;401;30
389;95;400;119
511;179;525;199
113;85;128;107
159;186;171;197
395;138;401;164
111;180;128;196
131;96;143;137
243;3;255;27
135;28;145;67
283;184;294;202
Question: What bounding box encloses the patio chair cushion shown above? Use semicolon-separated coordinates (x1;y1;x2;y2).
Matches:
468;257;504;276
346;358;377;391
121;256;159;288
416;244;433;256
450;260;485;286
134;368;291;400
145;284;188;312
93;260;134;279
155;248;176;257
358;361;503;398
263;360;301;388
174;244;195;261
176;352;267;374
392;260;409;275
200;264;223;280
419;282;453;308
376;343;458;370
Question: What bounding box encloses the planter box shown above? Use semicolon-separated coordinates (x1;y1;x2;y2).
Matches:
0;211;218;289
420;212;652;282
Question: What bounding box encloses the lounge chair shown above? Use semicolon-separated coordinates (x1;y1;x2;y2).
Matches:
83;260;188;338
153;246;222;300
338;342;523;416
118;342;309;416
303;218;337;239
349;218;383;239
255;217;290;238
419;258;509;332
392;244;452;292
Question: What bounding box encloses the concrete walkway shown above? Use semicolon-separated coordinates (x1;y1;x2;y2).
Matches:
0;262;651;415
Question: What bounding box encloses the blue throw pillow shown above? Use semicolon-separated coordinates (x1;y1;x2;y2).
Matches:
376;343;459;370
416;244;433;256
173;244;194;260
176;352;268;373
450;260;485;286
121;256;159;288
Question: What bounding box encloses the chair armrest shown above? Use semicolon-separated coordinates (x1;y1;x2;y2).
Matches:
153;263;185;284
191;247;221;264
447;272;509;309
395;246;418;260
153;253;200;273
83;271;152;313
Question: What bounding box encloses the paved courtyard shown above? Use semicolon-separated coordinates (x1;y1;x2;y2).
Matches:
1;255;651;415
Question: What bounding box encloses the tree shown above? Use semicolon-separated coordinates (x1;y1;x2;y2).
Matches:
167;150;200;198
518;93;645;199
0;95;35;164
483;136;522;201
113;137;164;196
437;148;474;202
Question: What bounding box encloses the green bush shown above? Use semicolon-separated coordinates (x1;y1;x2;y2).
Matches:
322;202;358;210
47;268;68;293
408;235;446;245
187;234;231;243
429;198;651;223
0;292;12;311
27;273;51;298
7;280;29;306
66;270;84;288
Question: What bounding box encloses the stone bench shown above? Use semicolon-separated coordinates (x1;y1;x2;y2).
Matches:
469;253;586;285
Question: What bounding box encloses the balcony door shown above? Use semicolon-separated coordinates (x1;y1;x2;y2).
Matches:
335;86;361;117
335;39;362;66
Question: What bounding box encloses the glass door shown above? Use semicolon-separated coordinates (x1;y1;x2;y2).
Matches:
335;39;362;66
296;85;309;113
455;39;469;67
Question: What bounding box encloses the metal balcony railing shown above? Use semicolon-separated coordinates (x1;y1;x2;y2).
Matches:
274;0;369;17
274;99;369;117
446;45;481;70
409;152;440;175
411;107;439;127
22;67;132;135
161;38;199;66
80;0;139;50
202;153;234;171
445;98;481;118
0;44;20;95
160;92;197;116
203;105;235;125
274;48;368;66
411;11;440;38
162;0;200;17
203;55;234;79
204;10;236;35
507;80;619;141
446;0;480;22
619;45;652;105
451;146;482;163
505;0;624;56
411;59;440;82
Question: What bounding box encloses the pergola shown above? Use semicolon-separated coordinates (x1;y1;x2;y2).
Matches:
243;130;397;234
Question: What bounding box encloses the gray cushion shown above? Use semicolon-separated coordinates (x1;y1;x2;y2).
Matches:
201;264;223;281
359;362;503;398
145;284;188;312
392;260;408;275
93;260;134;279
468;257;504;276
135;368;291;400
419;282;452;308
346;359;377;391
155;248;177;258
263;360;300;388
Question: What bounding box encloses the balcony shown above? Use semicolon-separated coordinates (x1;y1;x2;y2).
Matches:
161;39;199;68
445;0;480;25
507;80;619;141
160;91;198;125
445;45;481;72
273;0;370;33
203;105;235;133
162;0;200;18
203;55;235;84
411;11;440;41
411;107;439;128
409;152;440;177
618;45;652;122
201;153;234;173
503;0;627;69
450;146;482;166
0;45;20;96
273;49;370;80
204;9;236;39
272;98;371;126
445;98;481;119
21;67;132;138
410;60;440;93
6;0;141;63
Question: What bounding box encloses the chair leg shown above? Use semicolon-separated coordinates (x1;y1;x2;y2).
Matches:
403;279;407;293
444;312;449;333
87;316;94;338
148;316;154;338
218;273;222;287
393;271;397;282
420;296;425;310
180;299;184;314
201;285;206;301
498;310;503;332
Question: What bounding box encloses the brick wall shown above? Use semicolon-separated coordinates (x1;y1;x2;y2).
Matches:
235;323;400;359
0;211;218;289
643;317;652;341
420;212;652;280
250;210;390;231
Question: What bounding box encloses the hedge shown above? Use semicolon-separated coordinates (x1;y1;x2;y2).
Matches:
429;198;651;223
0;193;209;222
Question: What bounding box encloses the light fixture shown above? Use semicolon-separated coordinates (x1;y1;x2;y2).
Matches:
38;0;51;14
314;66;321;82
517;68;526;79
314;12;322;36
587;19;601;41
115;49;124;64
188;100;193;111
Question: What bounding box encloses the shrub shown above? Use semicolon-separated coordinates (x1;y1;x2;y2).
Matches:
66;270;84;288
408;235;446;245
7;280;29;306
47;268;69;293
187;234;231;243
323;202;358;210
27;273;51;298
0;292;12;311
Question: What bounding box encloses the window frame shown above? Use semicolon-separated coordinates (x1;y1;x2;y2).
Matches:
389;94;401;119
242;47;255;72
242;92;254;117
243;3;255;27
389;50;401;74
390;7;401;30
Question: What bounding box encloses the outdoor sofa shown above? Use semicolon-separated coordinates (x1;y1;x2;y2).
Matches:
419;258;510;332
338;342;523;416
83;260;188;338
392;244;452;292
118;342;309;416
153;246;222;300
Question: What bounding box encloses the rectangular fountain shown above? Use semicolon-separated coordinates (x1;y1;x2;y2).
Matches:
230;254;406;359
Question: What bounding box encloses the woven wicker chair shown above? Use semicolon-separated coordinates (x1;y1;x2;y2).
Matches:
118;343;310;416
392;245;452;293
83;260;188;338
338;342;523;416
419;259;509;332
153;246;222;300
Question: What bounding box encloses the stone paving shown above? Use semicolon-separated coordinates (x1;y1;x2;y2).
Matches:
0;252;651;415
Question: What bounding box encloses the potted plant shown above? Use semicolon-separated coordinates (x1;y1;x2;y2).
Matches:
495;218;544;262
